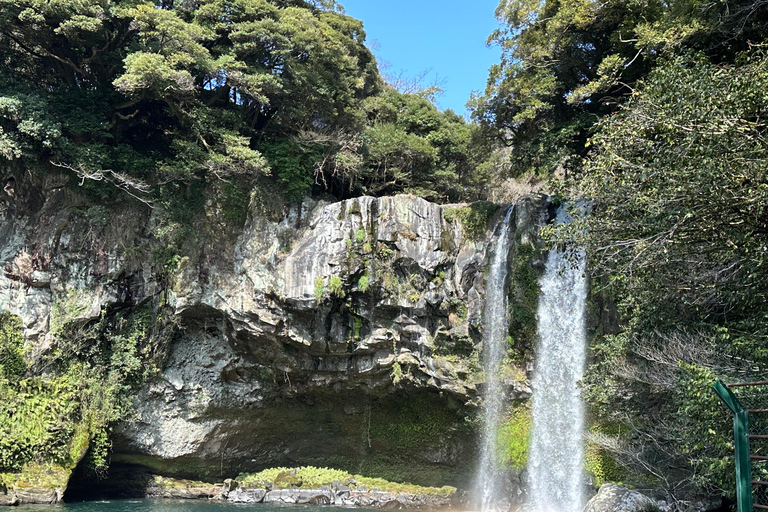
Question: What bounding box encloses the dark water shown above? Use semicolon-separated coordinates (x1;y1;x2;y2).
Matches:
19;501;376;512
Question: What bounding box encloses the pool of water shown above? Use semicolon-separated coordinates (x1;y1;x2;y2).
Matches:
18;500;379;512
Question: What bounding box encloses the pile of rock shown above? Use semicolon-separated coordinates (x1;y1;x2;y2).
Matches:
220;479;455;509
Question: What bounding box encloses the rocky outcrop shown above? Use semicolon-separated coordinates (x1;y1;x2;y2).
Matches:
221;480;456;509
583;483;657;512
0;463;69;505
0;170;552;490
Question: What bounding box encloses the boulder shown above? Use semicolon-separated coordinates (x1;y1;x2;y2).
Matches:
263;488;335;505
0;492;18;506
584;483;656;512
227;487;267;503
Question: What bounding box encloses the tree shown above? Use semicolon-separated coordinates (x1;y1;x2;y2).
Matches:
553;51;768;499
474;0;768;179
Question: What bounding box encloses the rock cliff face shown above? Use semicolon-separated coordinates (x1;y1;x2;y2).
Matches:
0;170;551;491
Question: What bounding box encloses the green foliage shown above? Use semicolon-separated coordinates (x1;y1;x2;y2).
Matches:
390;361;403;384
220;181;250;225
544;49;768;496
262;138;322;203
475;0;768;180
236;465;456;495
0;304;162;477
507;242;539;355
357;273;370;293
328;276;344;297
585;443;625;486
0;0;493;209
444;201;499;239
0;313;26;380
314;276;325;300
497;407;532;469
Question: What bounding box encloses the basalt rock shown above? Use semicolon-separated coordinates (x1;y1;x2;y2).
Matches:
583;483;657;512
0;170;551;491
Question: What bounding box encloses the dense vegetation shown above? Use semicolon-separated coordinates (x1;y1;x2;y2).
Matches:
0;0;490;208
474;0;768;501
0;306;165;481
2;0;768;504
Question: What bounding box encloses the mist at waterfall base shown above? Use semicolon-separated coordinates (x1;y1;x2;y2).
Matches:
474;207;515;512
527;232;588;512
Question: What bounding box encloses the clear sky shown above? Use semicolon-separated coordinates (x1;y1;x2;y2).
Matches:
338;0;502;117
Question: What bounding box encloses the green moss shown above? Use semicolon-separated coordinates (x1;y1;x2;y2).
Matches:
369;394;463;452
323;454;462;489
585;443;625;485
584;422;628;485
236;466;455;495
507;242;540;358
444;201;499;239
356;228;366;243
497;407;532;469
0;462;70;490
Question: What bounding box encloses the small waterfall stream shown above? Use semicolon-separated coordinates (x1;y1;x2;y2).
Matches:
527;209;588;512
476;207;514;512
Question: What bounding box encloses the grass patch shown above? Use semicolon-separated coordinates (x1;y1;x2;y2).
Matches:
236;466;456;495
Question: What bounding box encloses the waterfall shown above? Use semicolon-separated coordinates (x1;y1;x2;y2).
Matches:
527;209;588;512
476;206;514;512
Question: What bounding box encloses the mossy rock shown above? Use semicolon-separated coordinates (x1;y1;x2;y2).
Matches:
0;463;70;490
585;443;626;485
274;470;303;489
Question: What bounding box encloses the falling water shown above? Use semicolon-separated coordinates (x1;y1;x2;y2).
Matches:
475;206;514;512
527;209;588;512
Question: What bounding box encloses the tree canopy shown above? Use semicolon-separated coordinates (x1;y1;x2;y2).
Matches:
0;0;488;205
473;0;768;179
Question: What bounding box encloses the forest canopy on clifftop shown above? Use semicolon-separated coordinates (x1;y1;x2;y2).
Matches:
0;0;491;205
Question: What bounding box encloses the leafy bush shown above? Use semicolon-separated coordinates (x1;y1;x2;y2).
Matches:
444;201;499;239
0;305;161;476
329;276;345;297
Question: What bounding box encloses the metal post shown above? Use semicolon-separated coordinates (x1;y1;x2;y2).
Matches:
713;380;753;512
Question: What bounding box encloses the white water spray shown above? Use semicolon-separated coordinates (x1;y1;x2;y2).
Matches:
476;207;514;512
527;210;588;512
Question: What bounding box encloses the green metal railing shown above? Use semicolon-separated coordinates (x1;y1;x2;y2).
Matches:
713;380;768;512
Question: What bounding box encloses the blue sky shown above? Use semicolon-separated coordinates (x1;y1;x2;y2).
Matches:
339;0;502;116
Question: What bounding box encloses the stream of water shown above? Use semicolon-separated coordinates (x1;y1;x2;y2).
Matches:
475;207;514;512
527;211;588;512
